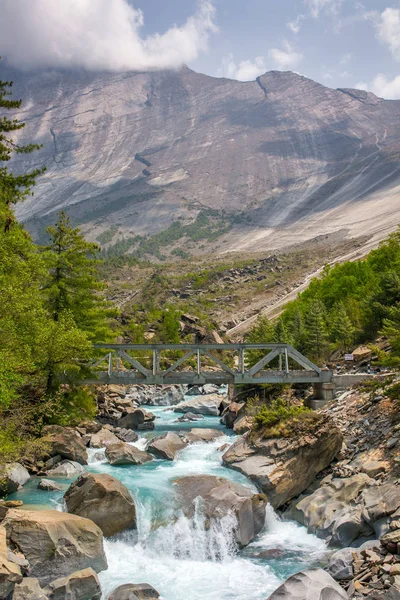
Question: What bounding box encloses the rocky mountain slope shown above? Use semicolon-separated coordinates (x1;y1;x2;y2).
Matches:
6;66;400;254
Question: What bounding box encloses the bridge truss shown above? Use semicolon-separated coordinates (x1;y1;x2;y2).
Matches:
85;343;332;386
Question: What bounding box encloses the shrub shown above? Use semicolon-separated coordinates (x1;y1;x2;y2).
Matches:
253;398;322;439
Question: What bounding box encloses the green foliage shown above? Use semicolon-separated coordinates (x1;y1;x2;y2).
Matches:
386;382;400;402
247;228;400;364
96;226;118;246
253;398;319;438
44;387;97;427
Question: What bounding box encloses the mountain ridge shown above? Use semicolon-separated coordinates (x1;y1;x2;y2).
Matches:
4;65;400;256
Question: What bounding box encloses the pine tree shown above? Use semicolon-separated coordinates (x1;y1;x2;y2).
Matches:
304;299;329;360
330;302;355;352
291;308;305;350
274;318;293;345
246;316;276;366
41;211;115;393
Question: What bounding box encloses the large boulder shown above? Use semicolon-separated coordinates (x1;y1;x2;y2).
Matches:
12;578;47;600
118;409;155;431
266;569;347;599
173;475;267;547
286;474;375;547
220;402;245;428
2;509;107;586
173;394;221;416
222;415;343;508
105;442;153;466
0;464;30;496
44;568;101;600
233;416;253;435
0;525;22;599
116;429;139;444
38;479;62;492
64;473;136;537
108;583;160;600
361;483;400;524
42;426;88;465
147;432;187;460
182;429;224;443
90;429;120;448
47;460;85;478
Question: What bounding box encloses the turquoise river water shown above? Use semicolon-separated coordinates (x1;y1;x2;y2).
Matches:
10;402;328;600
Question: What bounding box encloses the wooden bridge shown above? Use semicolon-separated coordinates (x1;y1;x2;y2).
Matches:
86;343;333;386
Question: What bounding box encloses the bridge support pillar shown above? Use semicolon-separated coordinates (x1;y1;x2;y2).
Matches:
307;383;335;410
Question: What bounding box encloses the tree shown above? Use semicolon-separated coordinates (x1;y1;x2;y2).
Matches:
0;66;44;219
274;318;293;345
246;316;276;366
41;211;115;393
304;299;329;360
330;302;355;352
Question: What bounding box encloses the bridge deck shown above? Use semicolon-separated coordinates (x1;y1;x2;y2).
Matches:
85;343;333;386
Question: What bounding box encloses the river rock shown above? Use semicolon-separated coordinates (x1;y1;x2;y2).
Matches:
116;429;139;443
222;415;343;508
2;509;107;586
47;460;85;478
147;432;187;460
233;416;253;435
118;409;155;431
183;429;224;443
0;463;30;495
266;568;347;599
12;578;47;600
176;412;203;422
38;479;62;492
287;473;375;547
173;394;221;416
44;568;101;600
361;483;400;524
0;525;22;599
220;402;245;428
42;426;88;465
64;473;136;537
90;428;120;448
108;582;160;600
105;442;153;466
326;547;354;580
173;475;267;547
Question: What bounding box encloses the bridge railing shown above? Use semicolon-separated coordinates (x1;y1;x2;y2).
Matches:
84;343;332;386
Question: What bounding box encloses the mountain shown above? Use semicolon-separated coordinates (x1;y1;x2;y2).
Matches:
6;66;400;256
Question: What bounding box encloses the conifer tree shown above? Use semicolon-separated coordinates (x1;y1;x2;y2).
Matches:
304;299;329;360
330;302;355;352
274;318;293;345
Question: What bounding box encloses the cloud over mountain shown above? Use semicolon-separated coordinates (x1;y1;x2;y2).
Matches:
0;0;217;72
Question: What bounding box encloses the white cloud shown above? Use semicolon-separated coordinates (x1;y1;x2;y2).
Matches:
0;0;217;71
355;81;369;91
268;41;303;70
376;7;400;61
371;74;400;99
218;54;266;81
287;14;305;34
304;0;343;18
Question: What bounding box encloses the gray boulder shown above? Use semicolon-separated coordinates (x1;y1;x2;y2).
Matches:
38;479;62;492
12;578;47;600
108;583;160;600
118;409;155;431
173;394;221;416
64;473;136;537
362;483;400;524
42;426;88;465
47;460;85;478
326;548;354;580
116;429;139;443
182;429;224;443
105;442;153;466
0;525;22;599
147;432;187;460
0;463;30;495
223;415;343;508
174;475;267;547
44;568;101;600
286;474;374;547
90;429;120;448
2;509;107;586
266;568;347;599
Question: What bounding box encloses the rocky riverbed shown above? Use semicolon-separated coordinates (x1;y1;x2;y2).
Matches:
1;381;400;599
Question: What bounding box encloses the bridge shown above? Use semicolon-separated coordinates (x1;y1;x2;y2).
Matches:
86;343;333;390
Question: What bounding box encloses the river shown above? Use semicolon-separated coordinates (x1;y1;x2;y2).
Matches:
10;400;328;599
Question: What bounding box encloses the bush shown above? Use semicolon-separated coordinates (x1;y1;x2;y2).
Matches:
254;398;321;439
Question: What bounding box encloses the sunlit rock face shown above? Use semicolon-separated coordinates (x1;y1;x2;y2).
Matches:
7;66;400;251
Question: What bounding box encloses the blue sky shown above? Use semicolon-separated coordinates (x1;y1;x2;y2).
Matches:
137;0;400;98
1;0;400;98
